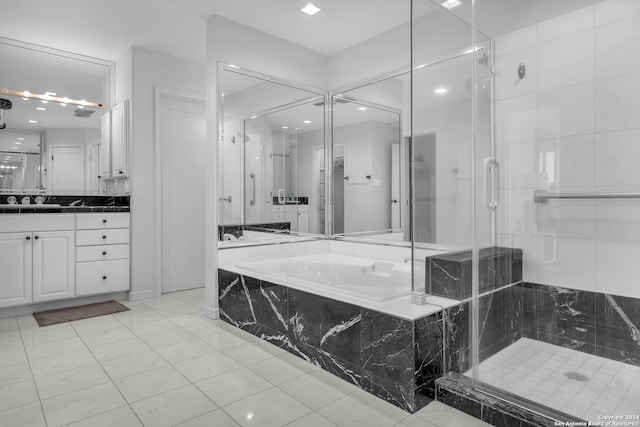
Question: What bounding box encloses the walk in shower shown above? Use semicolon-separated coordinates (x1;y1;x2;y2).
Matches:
414;0;640;423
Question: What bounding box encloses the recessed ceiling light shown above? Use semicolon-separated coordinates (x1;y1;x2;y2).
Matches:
441;0;461;9
17;138;24;141
23;91;30;96
434;87;448;95
303;120;311;124
22;97;29;101
45;92;57;97
15;142;22;145
41;100;48;104
60;103;67;107
358;107;368;111
36;107;46;111
300;3;321;16
28;120;37;124
62;97;70;103
282;126;289;129
12;147;18;149
78;105;84;109
228;64;240;69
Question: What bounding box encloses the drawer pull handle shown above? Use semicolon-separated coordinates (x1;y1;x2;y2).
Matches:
102;251;107;256
102;235;107;239
102;276;107;280
102;219;107;224
26;236;31;241
34;236;39;240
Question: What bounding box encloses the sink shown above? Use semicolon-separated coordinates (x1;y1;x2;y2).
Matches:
0;204;62;208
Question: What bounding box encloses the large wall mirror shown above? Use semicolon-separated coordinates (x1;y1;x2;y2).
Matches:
0;37;113;195
331;72;410;245
218;64;327;246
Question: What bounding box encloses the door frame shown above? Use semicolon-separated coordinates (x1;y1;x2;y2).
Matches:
154;87;206;297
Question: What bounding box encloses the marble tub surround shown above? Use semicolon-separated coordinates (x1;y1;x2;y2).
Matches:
218;269;446;413
520;282;640;367
427;246;523;301
218;222;291;240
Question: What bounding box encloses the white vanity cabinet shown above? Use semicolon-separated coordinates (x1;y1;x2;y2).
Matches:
0;215;75;308
75;213;130;296
272;204;309;232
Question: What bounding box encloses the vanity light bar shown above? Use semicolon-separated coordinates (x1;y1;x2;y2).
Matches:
0;88;108;110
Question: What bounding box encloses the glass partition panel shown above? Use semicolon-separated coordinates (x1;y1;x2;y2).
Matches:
471;0;640;424
218;66;326;246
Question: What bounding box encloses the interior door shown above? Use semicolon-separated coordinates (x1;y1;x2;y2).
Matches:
159;92;206;293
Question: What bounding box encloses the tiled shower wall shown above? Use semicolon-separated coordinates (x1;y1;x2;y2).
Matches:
494;0;640;300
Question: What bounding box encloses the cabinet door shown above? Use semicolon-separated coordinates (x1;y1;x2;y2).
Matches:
284;206;298;231
297;210;309;233
99;111;111;179
0;233;32;308
32;230;75;302
111;100;129;178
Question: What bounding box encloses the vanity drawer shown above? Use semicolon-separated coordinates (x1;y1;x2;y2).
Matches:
273;205;284;213
76;244;129;262
76;259;130;296
76;229;130;246
76;213;130;230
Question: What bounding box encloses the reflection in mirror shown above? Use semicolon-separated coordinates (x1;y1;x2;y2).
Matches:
0;38;113;195
331;72;409;243
218;66;326;247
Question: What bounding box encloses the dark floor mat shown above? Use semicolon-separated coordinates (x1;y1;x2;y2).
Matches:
33;300;130;326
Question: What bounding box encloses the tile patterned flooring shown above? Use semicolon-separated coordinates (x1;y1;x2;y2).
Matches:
477;338;640;423
0;289;490;427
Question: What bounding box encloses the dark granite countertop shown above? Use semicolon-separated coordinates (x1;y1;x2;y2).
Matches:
0;206;130;214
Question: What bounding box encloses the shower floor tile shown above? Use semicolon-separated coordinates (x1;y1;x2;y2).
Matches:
475;338;640;423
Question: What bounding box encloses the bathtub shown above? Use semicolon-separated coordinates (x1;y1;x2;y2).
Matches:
235;253;411;302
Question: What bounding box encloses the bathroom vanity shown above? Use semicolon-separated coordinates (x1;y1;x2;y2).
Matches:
0;198;130;309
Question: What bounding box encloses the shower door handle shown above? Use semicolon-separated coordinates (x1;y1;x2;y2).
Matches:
250;173;256;205
484;158;500;211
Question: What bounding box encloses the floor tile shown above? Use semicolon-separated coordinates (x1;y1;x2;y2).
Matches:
0;334;25;352
41;382;126;427
195;367;273;406
0;361;32;386
89;337;151;362
34;363;110;399
25;336;87;361
0;317;18;333
29;348;97;378
115;364;190;403
101;350;168;380
0;402;47;427
317;389;408;427
247;354;317;385
114;310;165;328
414;401;490;427
0;380;39;412
285;412;338;427
175;409;240;427
0;347;27;368
174;351;242;382
64;406;143;427
201;330;253;350
140;296;185;311
154;339;217;364
279;370;354;410
139;328;196;349
81;327;137;348
71;316;125;336
126;318;180;336
131;384;217;427
180;321;227;338
20;324;78;347
223;387;312;427
221;341;276;366
159;303;202;317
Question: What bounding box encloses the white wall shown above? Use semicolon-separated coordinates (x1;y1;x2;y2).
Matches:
125;46;205;300
495;0;640;299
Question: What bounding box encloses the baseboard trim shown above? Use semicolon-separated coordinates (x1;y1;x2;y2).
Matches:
0;292;130;319
203;305;219;320
128;289;158;301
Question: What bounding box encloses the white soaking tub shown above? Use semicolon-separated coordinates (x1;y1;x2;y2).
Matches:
236;253;411;302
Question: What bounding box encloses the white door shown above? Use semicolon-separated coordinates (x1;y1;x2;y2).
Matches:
391;143;401;229
32;231;75;302
158;91;206;293
50;145;85;193
0;233;32;308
